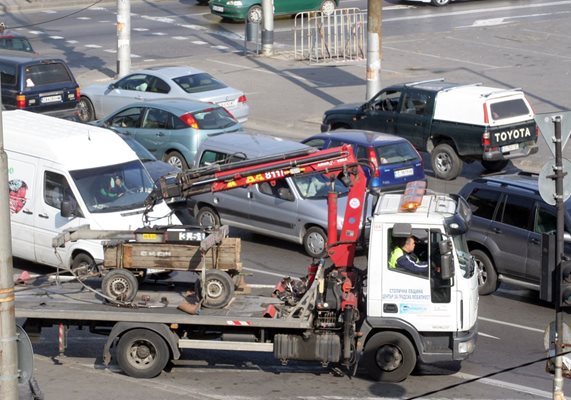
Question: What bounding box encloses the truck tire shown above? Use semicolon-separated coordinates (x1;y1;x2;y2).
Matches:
431;143;462;180
471;249;499;295
163;151;188;170
481;159;509;173
363;331;417;382
71;253;95;278
101;269;139;302
196;206;221;228
199;270;234;309
77;97;95;123
116;329;170;378
303;226;328;258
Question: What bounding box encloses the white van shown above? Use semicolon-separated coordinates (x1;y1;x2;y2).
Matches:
5;110;179;271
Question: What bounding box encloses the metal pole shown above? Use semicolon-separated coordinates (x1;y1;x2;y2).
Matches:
553;116;566;400
261;0;274;56
365;0;382;100
0;76;19;399
117;0;131;78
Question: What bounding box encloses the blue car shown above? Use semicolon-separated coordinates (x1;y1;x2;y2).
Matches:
301;130;425;191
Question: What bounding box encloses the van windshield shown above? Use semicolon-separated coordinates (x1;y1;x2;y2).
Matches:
70;160;155;213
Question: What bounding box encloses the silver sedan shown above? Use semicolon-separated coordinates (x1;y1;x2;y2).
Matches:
78;66;249;124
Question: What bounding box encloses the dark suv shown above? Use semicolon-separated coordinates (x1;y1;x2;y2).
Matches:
0;52;79;118
459;172;571;295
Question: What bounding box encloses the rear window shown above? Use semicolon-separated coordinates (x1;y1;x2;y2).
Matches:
489;99;530;120
24;62;73;88
173;73;227;94
194;107;237;130
0;37;34;53
376;142;419;165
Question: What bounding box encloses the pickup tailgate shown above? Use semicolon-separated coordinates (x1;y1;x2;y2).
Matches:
489;119;537;152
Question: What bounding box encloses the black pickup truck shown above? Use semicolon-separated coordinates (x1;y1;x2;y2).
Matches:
321;79;538;180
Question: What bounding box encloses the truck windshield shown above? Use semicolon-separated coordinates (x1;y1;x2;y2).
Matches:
70;160;155;213
453;234;475;278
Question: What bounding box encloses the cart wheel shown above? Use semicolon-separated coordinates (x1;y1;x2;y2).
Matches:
116;329;170;378
199;270;234;309
101;269;138;302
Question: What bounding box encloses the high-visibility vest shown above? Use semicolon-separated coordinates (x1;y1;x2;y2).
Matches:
389;247;404;269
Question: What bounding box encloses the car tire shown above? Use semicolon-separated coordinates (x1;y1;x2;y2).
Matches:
101;269;139;302
198;270;235;309
431;143;462;180
431;0;450;5
163;151;188;170
196;206;221;228
471;249;499;295
70;253;95;278
481;159;509;173
303;226;328;258
330;123;351;131
320;0;336;15
116;329;170;379
77;97;95;123
247;5;263;24
363;331;417;382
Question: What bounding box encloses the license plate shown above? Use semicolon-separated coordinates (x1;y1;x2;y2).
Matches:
501;143;519;152
395;168;414;178
218;100;234;108
212;5;224;12
41;95;62;104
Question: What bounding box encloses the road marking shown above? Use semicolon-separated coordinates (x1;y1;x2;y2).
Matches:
478;316;544;333
244;266;292;279
49;35;64;40
462;10;571;28
85;44;102;48
383;46;505;69
451;371;552;399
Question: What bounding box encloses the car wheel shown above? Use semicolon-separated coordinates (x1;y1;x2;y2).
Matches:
70;253;95;278
196;206;221;228
163;151;188;170
77;97;95;123
303;226;328;258
198;270;235;309
471;249;499;295
320;0;336;15
101;269;139;302
481;160;509;172
431;0;450;6
116;329;170;379
431;143;462;180
363;331;417;382
330;123;350;131
247;5;263;24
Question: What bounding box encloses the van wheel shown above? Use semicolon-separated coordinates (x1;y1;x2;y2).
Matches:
163;151;188;170
303;226;327;258
471;249;498;295
71;253;95;278
363;331;417;382
102;269;138;302
431;143;462;180
77;97;95;123
481;160;509;172
116;329;169;378
198;270;235;309
196;206;221;228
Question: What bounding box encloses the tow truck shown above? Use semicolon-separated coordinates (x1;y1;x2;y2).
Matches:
15;144;478;382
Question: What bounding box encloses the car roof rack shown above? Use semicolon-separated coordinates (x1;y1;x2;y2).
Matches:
481;88;522;98
405;78;445;87
441;82;483;92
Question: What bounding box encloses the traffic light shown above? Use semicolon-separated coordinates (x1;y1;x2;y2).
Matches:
560;260;571;308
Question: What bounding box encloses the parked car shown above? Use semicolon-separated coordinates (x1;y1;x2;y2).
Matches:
78;66;249;124
0;31;35;53
0;52;79;118
92;99;241;169
301;130;425;191
210;0;337;23
458;172;571;296
189;132;373;258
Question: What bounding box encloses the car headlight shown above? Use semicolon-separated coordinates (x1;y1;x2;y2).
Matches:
227;0;242;5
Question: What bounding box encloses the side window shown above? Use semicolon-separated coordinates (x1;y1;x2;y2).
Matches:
0;62;16;86
534;206;556;234
148;76;170;94
387;228;429;278
116;74;148;91
258;180;294;201
401;92;430;115
198;150;245;167
499;194;534;230
107;107;143;128
372;90;401;112
44;171;76;210
465;188;501;220
142;108;171;129
302;138;326;149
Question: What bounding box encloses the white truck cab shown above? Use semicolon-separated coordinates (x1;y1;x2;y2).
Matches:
5;110;179;270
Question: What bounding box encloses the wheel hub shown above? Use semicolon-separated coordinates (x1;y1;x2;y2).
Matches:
376;344;403;372
206;280;223;299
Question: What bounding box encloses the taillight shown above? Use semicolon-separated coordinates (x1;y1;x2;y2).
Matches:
16;95;26;109
75;87;81;102
482;131;491;146
238;95;247;104
367;147;380;177
483;103;489;124
179;113;199;129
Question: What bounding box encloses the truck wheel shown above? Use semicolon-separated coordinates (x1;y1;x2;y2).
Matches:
431;0;450;5
77;97;95;123
303;226;327;258
163;151;188;170
71;253;95;278
431;143;462;180
481;160;509;173
199;270;234;309
196;206;221;228
471;249;499;295
116;329;170;378
363;331;417;382
101;269;138;302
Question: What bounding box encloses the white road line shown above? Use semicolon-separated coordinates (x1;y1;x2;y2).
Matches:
85;44;102;48
383;46;506;69
478;332;500;340
451;371;552;399
243;266;291;279
478;316;545;333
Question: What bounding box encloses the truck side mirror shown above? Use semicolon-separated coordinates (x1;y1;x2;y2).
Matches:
439;239;453;255
440;254;454;280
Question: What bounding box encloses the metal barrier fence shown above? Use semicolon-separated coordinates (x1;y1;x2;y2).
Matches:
294;8;366;64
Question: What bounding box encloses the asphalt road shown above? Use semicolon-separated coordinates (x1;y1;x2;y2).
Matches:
7;0;571;398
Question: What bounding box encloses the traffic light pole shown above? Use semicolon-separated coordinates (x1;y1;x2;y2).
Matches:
552;115;565;400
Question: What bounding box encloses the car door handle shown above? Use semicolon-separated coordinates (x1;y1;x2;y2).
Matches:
22;209;33;215
38;213;49;219
492;227;502;234
135;95;143;100
414;122;423;127
156;132;166;137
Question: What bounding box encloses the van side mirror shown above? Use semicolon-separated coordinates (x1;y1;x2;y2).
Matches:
61;200;83;218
